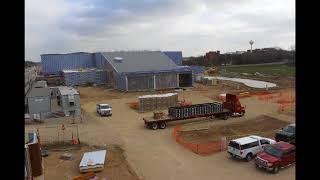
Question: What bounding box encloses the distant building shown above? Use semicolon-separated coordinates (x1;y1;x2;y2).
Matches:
205;51;220;61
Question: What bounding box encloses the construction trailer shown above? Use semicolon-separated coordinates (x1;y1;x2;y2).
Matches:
41;51;193;91
57;86;81;117
25;86;51;119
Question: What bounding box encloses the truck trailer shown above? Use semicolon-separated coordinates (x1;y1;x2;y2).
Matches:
143;94;245;130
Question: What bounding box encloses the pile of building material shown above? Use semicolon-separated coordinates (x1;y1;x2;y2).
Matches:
79;150;107;173
138;93;178;112
201;76;218;86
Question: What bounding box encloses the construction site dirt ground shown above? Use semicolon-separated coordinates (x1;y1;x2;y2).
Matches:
25;80;295;180
42;145;139;180
178;115;291;143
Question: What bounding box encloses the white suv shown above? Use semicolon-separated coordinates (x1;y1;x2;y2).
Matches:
227;135;276;161
96;104;112;116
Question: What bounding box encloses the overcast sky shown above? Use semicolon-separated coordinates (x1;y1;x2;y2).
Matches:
26;0;295;61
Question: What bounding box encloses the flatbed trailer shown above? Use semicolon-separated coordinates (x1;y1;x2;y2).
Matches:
143;94;246;130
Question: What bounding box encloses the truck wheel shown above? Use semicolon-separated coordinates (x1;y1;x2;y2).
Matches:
151;123;158;130
240;112;244;117
245;153;253;161
223;114;229;120
159;122;167;129
272;166;279;174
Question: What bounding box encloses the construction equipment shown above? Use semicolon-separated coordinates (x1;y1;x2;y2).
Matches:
204;66;217;76
143;94;245;130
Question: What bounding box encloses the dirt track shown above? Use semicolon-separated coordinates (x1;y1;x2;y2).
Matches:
25;85;295;180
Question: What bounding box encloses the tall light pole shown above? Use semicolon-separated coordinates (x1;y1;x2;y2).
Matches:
249;40;254;53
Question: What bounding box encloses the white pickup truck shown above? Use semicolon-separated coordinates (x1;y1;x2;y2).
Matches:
96;104;112;116
227;135;276;161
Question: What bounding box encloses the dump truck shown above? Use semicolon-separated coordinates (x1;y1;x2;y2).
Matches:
143;94;245;130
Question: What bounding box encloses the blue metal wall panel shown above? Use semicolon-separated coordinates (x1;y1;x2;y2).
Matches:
189;65;205;74
115;73;126;91
163;51;183;66
41;52;94;74
94;53;103;69
64;70;107;86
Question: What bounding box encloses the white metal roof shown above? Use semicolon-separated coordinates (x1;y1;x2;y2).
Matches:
79;150;107;168
58;86;79;95
62;68;104;73
138;93;177;99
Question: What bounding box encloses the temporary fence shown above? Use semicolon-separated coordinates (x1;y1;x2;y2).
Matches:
172;125;227;155
173;125;284;156
35;124;80;145
129;101;139;110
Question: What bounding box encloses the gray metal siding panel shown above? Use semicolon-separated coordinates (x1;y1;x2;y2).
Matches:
41;53;94;74
27;96;51;114
155;73;178;89
101;51;179;73
127;74;154;91
115;73;127;90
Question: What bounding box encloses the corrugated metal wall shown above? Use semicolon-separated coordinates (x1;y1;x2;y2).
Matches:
155;73;178;89
94;53;104;69
41;53;94;74
64;70;107;86
115;73;127;90
127;74;154;91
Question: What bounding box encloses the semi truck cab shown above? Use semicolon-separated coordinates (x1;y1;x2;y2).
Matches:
224;94;245;116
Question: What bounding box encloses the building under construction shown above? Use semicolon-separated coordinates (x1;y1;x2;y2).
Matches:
41;51;193;91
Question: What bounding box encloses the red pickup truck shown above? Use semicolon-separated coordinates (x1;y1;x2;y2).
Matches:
254;142;295;173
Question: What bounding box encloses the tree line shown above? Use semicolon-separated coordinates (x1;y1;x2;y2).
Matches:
183;48;295;66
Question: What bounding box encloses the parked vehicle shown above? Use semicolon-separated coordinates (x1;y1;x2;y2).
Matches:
275;124;295;145
143;94;245;130
255;141;295;173
96;104;112;116
227;135;276;161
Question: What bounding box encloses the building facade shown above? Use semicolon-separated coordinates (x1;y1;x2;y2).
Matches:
41;51;193;91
